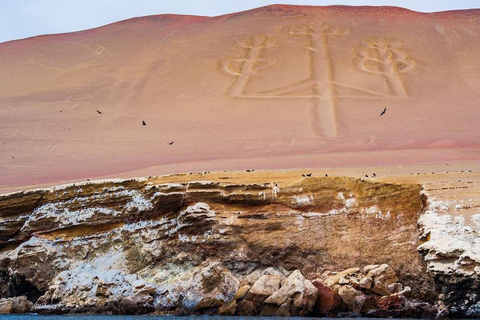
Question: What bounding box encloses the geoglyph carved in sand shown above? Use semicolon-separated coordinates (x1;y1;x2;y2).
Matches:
221;23;415;137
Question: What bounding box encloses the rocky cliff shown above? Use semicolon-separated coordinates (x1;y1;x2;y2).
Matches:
1;172;477;317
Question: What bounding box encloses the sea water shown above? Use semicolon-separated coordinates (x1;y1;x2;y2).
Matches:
0;316;362;320
0;316;333;320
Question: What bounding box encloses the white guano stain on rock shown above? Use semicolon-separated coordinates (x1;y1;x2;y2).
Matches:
418;195;480;279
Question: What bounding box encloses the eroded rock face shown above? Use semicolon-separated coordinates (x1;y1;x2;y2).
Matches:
0;176;437;315
318;265;438;318
418;195;480;317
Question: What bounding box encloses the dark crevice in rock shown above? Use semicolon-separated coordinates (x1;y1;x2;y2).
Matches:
0;269;44;302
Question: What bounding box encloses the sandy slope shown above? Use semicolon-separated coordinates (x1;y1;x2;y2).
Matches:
1;5;480;192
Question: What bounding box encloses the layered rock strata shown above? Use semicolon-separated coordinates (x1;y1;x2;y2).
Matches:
0;175;471;316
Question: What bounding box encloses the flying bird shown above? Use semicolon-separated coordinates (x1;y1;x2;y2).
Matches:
11;156;14;159
96;110;103;114
365;174;369;178
142;121;146;126
168;141;174;145
306;173;312;177
325;174;328;177
380;107;387;116
372;173;376;177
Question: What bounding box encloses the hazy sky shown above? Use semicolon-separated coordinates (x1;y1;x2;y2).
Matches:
1;0;479;43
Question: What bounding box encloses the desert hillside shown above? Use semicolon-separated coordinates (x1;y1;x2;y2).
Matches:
1;5;480;192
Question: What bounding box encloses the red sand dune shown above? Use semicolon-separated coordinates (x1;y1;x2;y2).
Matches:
1;5;480;193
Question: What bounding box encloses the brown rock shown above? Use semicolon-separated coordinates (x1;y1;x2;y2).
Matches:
237;299;258;316
366;264;398;287
0;300;13;314
218;300;237;316
276;298;293;317
194;297;223;310
387;282;403;294
245;273;283;305
264;270;318;314
361;295;379;313
351;294;366;313
323;268;360;287
377;294;406;310
358;276;373;290
337;285;362;309
233;285;251;300
9;296;33;313
0;296;32;314
312;279;343;316
372;280;390;296
259;304;280;316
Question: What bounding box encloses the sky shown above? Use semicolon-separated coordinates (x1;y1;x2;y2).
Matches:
1;0;479;43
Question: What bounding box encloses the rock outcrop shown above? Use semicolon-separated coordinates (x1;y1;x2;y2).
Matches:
0;174;475;316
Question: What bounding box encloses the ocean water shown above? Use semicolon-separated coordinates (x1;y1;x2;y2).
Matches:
0;316;340;320
0;316;341;320
0;316;398;320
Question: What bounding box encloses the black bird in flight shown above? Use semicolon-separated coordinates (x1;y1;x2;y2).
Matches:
372;173;376;177
306;173;312;177
365;174;369;178
11;156;14;159
96;110;103;114
325;174;328;177
168;141;174;145
142;121;146;126
380;107;387;116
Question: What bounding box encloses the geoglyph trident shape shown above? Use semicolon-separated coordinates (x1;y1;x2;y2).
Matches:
220;23;415;137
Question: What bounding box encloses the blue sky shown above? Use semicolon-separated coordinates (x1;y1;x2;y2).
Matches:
1;0;479;43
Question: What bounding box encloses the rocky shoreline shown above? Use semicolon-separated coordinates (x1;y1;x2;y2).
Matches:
0;175;479;317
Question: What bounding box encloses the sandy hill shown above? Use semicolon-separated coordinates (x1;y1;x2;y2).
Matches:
1;5;480;192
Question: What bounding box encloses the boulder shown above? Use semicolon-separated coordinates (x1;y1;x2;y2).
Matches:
358;276;372;289
237;299;258;316
372;280;390;296
0;296;32;314
233;285;251;300
351;294;366;313
323;268;360;287
277;299;294;317
337;285;362;308
9;296;32;313
377;293;406;310
218;300;237;316
366;264;398;286
387;282;403;294
360;295;379;313
0;300;13;314
312;279;343;316
264;270;318;315
194;297;223;310
244;273;284;306
466;301;480;318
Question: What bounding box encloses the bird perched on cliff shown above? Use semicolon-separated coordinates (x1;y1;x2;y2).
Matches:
142;120;146;126
168;141;174;145
96;110;102;114
380;107;387;116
